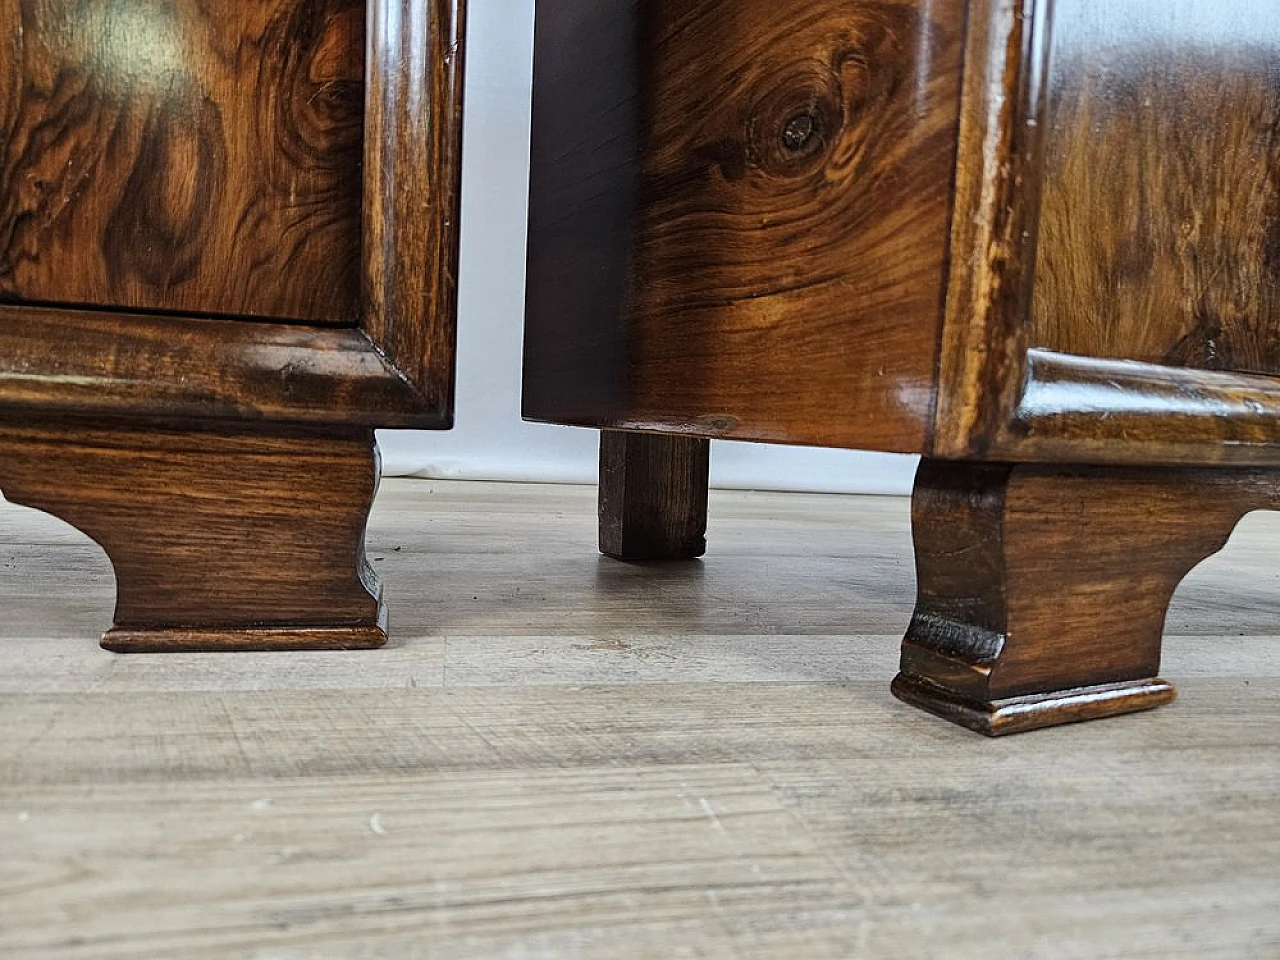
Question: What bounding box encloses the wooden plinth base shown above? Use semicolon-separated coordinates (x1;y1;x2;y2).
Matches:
897;460;1278;735
891;673;1177;737
0;416;387;652
101;609;389;654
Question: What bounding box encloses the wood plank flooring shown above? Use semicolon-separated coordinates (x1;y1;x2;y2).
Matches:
0;479;1277;958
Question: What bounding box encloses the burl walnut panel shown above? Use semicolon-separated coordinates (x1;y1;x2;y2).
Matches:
1030;0;1280;375
0;0;364;323
524;0;965;451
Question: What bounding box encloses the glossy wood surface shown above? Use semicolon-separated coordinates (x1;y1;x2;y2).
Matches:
0;0;365;323
897;459;1279;735
0;304;445;427
599;431;709;561
931;0;1048;459
0;0;466;653
0;416;386;651
0;0;465;429
524;0;964;451
363;0;466;414
1007;349;1280;465
1030;0;1280;375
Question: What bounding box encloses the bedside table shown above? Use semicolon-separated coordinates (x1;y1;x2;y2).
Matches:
0;0;465;651
522;0;1280;733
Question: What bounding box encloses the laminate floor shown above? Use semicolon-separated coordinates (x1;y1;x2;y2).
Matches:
1;479;1277;958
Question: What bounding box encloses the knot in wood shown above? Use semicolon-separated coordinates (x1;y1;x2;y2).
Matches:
781;112;817;152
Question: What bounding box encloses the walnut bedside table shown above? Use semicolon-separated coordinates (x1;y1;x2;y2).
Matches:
522;0;1280;734
0;0;464;651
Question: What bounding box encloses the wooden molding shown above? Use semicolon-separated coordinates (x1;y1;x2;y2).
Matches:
362;0;467;418
931;0;1052;459
997;349;1280;465
0;305;448;428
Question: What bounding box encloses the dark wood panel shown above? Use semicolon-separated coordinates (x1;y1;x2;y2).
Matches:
0;0;364;323
524;0;964;451
1029;0;1280;374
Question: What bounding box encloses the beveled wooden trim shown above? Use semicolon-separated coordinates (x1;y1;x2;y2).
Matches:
993;349;1280;465
931;0;1052;458
363;0;467;416
0;305;448;428
892;674;1176;737
0;0;466;430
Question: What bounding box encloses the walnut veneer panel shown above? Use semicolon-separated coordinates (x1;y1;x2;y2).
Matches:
0;0;364;324
524;0;965;451
1030;0;1280;375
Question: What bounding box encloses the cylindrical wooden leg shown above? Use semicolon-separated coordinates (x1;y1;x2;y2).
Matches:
894;459;1279;735
598;430;710;561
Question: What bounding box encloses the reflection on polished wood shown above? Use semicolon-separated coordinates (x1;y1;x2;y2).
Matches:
0;0;365;323
1031;0;1280;375
1010;350;1280;465
524;0;964;450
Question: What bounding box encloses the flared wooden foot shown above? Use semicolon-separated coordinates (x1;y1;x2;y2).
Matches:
896;460;1279;735
0;417;386;652
599;430;710;561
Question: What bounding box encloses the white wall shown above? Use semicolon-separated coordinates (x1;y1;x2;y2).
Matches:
378;1;919;496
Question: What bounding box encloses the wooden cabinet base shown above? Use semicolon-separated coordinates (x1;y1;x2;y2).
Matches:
896;460;1279;735
891;674;1177;737
599;431;710;561
0;418;386;652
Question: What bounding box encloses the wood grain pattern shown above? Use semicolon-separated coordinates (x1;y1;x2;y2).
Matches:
897;459;1280;734
599;430;709;561
1030;0;1280;375
0;0;365;323
524;0;964;451
0;416;386;651
1006;348;1280;465
0;303;447;427
930;0;1048;459
363;0;466;414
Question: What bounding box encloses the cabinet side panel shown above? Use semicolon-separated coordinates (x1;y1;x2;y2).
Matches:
1030;0;1280;375
0;0;363;324
524;0;962;452
522;0;637;422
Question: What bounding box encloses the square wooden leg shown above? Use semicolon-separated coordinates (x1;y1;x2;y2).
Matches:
599;431;710;561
